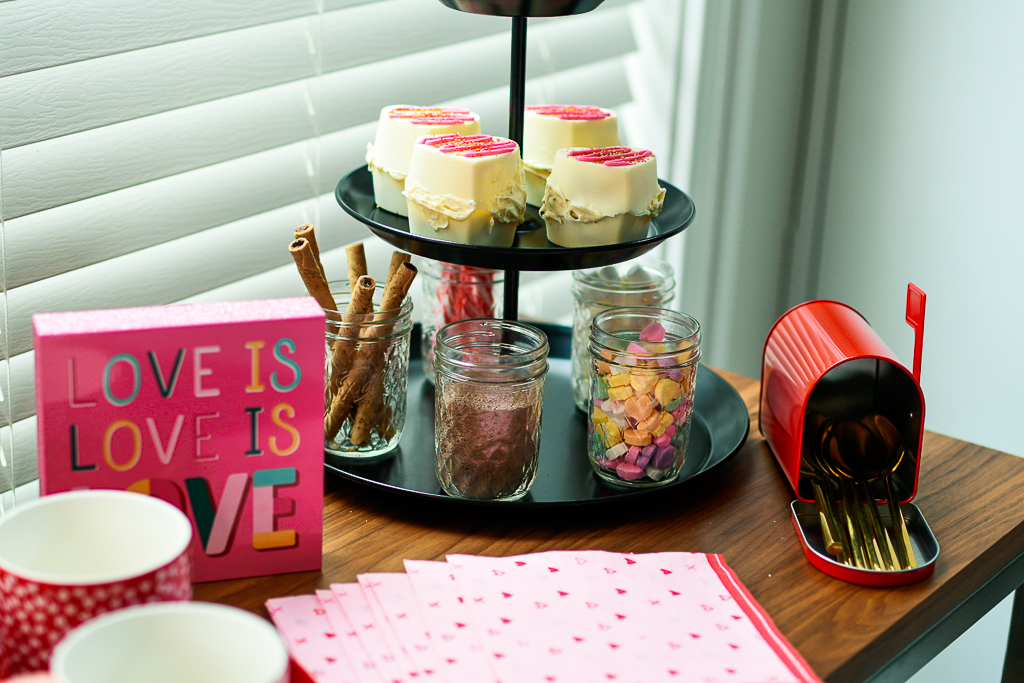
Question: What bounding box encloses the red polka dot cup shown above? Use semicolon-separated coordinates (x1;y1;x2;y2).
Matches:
0;490;192;677
50;602;289;683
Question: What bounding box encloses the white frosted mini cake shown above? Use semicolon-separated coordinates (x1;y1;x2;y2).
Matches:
541;146;666;248
404;134;527;247
366;105;481;216
522;105;619;206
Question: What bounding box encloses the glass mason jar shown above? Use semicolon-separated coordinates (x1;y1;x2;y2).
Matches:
433;319;549;501
588;306;700;488
323;282;414;459
421;260;504;384
571;258;674;412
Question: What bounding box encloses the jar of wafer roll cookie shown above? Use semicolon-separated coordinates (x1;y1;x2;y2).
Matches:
322;279;414;459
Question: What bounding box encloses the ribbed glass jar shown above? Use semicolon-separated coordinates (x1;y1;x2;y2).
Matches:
588;306;700;488
433;319;549;501
323;282;414;459
571;259;674;412
420;260;504;384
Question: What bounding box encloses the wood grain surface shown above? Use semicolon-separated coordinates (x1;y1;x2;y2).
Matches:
195;369;1024;683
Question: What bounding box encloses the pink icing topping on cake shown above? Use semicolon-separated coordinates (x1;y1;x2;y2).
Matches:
525;104;611;121
420;134;518;158
567;146;654;167
389;106;477;126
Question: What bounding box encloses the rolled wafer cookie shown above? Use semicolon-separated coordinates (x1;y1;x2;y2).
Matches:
345;243;369;294
289;238;340;339
327;275;376;397
293;224;325;279
386;251;411;285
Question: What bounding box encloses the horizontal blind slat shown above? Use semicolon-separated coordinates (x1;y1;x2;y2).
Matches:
5;352;35;426
0;0;369;78
3;121;376;289
3;5;635;221
2;0;512;149
3;192;361;358
4;417;37;489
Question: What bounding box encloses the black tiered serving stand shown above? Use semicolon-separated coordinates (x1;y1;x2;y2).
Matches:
328;0;749;505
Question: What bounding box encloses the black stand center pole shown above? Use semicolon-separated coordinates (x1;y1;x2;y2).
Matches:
504;16;527;322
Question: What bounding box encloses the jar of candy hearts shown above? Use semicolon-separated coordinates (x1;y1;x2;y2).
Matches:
421;260;504;384
434;319;549;501
571;259;674;412
588;306;700;488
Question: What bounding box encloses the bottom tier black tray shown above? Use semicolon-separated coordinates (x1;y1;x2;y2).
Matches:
324;324;749;507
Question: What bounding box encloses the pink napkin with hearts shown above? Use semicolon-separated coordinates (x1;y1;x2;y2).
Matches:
404;559;499;683
358;572;443;680
265;594;361;683
445;550;818;683
267;552;821;683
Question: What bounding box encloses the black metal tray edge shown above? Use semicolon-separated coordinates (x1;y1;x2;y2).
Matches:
324;323;750;508
334;166;696;272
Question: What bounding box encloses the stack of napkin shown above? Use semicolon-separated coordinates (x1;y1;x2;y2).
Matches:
267;550;821;683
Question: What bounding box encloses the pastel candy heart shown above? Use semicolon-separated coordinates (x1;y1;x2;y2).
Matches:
606;442;628;461
625;445;641;464
627;342;648;356
636;446;654;469
651;445;678;470
624;394;655;421
640;322;666;342
654;433;672;447
645;466;667;481
624;428;652;447
615;461;645;480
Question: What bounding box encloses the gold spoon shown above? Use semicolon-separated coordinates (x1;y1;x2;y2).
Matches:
804;414;853;564
863;414;917;569
822;420;895;570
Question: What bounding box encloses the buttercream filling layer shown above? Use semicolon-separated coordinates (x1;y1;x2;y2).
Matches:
541;182;665;224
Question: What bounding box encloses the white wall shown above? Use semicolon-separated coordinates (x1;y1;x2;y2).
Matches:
818;1;1024;680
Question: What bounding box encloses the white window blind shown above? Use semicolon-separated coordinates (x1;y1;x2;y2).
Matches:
0;0;685;494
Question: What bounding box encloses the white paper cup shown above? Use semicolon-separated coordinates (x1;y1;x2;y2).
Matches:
50;602;290;683
0;490;192;676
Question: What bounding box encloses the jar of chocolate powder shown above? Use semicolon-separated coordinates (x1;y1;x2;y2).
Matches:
571;258;674;412
588;306;700;488
433;319;549;501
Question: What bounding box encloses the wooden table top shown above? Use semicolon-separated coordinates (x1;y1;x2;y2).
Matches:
195;369;1024;683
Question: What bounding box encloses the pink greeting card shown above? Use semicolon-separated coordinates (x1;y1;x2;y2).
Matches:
34;298;325;582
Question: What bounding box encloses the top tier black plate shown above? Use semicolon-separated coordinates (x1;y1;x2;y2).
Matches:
437;0;605;17
335;165;696;272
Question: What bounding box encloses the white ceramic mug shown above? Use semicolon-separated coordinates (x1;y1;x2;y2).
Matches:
0;490;193;676
50;602;290;683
